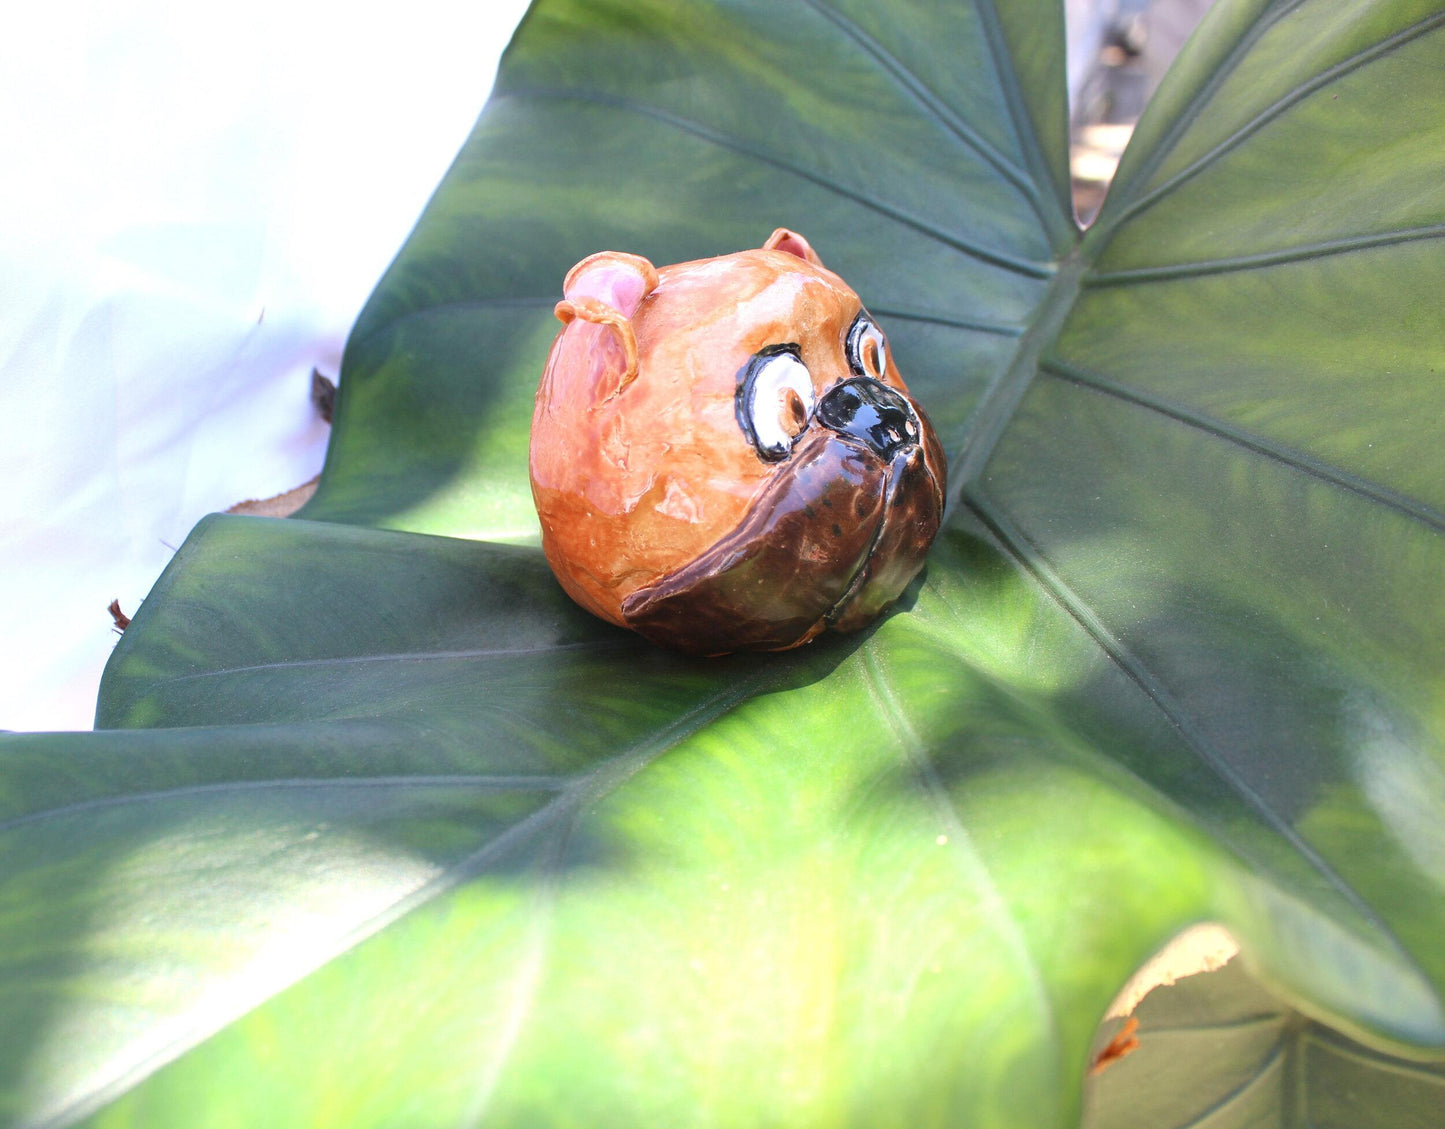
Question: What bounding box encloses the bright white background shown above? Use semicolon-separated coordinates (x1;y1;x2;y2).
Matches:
0;1;532;730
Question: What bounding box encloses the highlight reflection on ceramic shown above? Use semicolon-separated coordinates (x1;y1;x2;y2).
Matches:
529;228;946;655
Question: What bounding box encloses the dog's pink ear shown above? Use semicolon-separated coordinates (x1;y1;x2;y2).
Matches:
562;252;658;318
555;252;659;398
762;228;824;268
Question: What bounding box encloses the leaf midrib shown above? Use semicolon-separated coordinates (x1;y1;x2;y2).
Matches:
958;491;1416;966
953;4;1445;969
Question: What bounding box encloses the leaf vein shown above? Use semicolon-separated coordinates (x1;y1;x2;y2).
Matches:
40;672;770;1128
866;305;1025;337
792;0;1042;210
0;775;568;835
967;0;1077;251
1084;224;1445;286
502;87;1054;279
1103;10;1445;232
1302;1026;1445;1083
457;812;574;1127
859;646;1062;1062
133;639;632;695
1038;358;1445;533
1173;1039;1286;1129
1090;0;1306;238
1140;1012;1287;1035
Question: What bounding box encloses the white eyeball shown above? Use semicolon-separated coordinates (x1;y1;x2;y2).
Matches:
736;348;816;461
846;313;888;379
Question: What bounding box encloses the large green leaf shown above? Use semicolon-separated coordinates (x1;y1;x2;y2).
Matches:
5;0;1445;1126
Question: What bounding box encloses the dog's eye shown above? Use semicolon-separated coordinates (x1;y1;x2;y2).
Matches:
736;346;815;461
846;312;888;380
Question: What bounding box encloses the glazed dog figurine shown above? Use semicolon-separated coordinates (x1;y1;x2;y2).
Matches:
529;228;946;655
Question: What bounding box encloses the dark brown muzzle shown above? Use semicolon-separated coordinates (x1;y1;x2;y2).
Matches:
621;380;945;654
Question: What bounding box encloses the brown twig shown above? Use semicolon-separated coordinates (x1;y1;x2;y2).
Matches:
107;599;131;632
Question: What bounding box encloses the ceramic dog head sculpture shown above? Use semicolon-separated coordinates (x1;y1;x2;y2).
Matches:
529;228;946;655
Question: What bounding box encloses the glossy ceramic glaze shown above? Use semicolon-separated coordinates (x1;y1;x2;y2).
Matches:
530;228;946;654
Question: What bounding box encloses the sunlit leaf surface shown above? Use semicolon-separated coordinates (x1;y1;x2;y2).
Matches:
3;0;1443;1125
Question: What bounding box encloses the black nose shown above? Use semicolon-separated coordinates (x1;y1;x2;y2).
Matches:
816;378;920;459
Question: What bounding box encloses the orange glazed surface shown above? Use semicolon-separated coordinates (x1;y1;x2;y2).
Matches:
530;243;912;626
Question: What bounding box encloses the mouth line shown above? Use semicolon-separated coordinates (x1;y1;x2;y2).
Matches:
821;446;945;630
823;461;900;627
